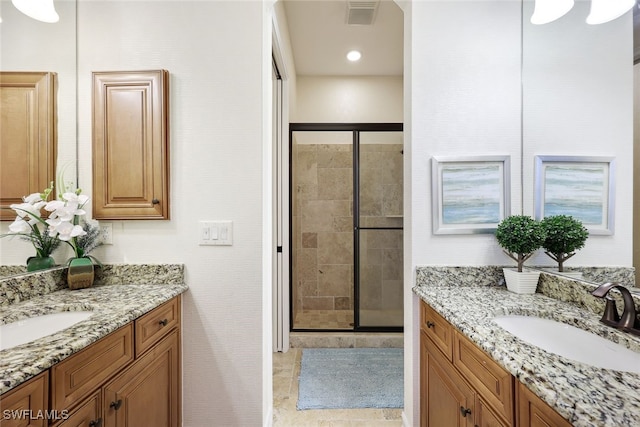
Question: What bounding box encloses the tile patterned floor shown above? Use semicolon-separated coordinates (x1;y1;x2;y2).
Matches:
273;348;404;426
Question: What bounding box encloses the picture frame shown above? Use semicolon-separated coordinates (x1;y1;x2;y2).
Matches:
534;155;615;235
431;155;510;234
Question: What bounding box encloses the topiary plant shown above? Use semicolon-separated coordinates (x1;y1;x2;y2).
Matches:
495;215;546;272
541;215;588;272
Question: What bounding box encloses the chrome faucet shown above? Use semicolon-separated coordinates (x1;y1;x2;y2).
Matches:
591;282;640;335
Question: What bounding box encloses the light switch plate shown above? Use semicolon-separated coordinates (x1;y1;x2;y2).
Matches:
199;221;233;246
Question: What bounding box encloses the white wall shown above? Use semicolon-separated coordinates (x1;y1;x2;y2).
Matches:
293;76;403;122
76;2;268;425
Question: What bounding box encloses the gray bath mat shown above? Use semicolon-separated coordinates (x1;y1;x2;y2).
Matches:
297;347;403;410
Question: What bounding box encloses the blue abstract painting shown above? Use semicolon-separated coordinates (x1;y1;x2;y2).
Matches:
543;164;606;225
441;164;502;224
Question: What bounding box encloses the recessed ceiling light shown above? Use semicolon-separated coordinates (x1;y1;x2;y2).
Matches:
347;50;362;62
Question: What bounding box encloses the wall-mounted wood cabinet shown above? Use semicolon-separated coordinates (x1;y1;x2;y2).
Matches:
0;72;57;221
92;70;169;219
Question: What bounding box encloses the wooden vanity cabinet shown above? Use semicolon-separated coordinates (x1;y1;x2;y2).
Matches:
420;300;570;427
1;295;181;427
421;304;509;427
0;371;48;427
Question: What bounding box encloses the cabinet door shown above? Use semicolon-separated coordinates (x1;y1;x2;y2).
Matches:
53;390;101;427
92;70;169;219
421;331;475;427
0;72;56;221
103;330;180;427
476;397;509;427
0;372;48;427
517;383;572;427
454;331;514;424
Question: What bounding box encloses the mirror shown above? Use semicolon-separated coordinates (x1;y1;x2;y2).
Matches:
0;0;77;276
521;0;635;285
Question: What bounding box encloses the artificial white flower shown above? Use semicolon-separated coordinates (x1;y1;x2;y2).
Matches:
1;182;61;259
8;217;30;233
10;202;43;219
53;221;86;242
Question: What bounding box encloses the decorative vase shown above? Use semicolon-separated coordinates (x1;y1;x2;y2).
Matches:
67;257;95;290
503;268;541;294
26;256;55;272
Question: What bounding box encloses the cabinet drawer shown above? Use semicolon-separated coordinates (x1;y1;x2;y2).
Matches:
0;371;48;427
421;301;453;361
135;296;180;357
50;324;133;413
453;331;514;425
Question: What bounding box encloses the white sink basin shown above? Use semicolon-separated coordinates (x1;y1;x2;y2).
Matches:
493;315;640;373
0;311;93;351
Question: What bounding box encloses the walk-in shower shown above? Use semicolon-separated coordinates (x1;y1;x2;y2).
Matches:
290;123;403;332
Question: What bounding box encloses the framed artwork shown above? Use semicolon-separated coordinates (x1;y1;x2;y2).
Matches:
431;155;510;234
534;156;615;235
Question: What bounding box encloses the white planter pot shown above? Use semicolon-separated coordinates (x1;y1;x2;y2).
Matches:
503;268;541;294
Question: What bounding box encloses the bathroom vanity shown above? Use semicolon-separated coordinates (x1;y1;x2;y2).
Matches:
414;268;640;427
0;265;187;427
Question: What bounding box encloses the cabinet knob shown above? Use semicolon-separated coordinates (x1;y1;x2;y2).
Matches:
460;406;472;417
110;399;123;410
152;198;160;205
89;419;103;427
426;321;435;328
159;318;168;326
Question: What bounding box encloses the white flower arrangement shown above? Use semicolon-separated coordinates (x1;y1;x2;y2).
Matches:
4;181;102;266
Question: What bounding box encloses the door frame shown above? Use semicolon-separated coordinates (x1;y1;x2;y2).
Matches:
288;122;403;333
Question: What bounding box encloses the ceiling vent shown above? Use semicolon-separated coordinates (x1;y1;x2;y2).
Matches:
346;1;379;26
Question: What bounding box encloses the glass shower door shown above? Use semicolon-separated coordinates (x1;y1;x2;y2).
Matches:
356;131;404;329
290;130;354;330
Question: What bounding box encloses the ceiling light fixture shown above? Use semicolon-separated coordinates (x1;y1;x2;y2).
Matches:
11;0;59;23
347;50;362;62
530;0;574;24
586;0;635;24
531;0;635;25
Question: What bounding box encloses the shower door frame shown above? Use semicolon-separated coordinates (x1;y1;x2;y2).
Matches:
289;122;404;333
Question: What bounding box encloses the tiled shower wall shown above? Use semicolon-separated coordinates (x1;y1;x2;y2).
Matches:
292;140;403;325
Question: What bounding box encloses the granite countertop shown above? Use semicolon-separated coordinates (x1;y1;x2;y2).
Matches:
413;281;640;427
0;282;188;395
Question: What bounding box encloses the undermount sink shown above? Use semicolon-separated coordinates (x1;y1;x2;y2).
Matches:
492;315;640;374
0;311;93;351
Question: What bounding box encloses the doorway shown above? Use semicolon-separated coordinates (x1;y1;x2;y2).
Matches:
290;123;403;332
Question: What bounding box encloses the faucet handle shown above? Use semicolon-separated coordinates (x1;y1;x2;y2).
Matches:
600;297;620;326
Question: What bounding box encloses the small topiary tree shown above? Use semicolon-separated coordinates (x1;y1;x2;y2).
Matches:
495;215;546;272
541;215;588;272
